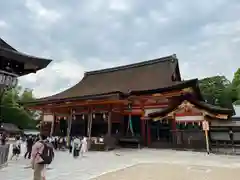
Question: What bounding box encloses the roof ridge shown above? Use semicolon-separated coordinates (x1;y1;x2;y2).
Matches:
0;38;17;51
85;54;177;76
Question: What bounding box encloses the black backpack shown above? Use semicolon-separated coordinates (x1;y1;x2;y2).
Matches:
38;141;55;165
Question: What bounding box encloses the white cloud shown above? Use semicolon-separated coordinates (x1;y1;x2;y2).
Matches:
0;20;8;28
20;60;85;98
149;11;169;23
24;0;62;28
1;0;240;98
202;21;240;36
108;0;132;12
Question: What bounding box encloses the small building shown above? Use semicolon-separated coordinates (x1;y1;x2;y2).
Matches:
0;38;52;77
24;54;234;150
0;38;52;129
23;129;40;136
0;123;21;135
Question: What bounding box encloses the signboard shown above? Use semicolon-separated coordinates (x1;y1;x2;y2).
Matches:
43;114;54;122
144;108;163;116
175;115;204;122
202;120;209;131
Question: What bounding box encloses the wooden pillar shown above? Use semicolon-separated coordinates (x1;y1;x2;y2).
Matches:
147;120;151;146
120;105;125;135
140;102;146;146
107;110;112;136
50;113;55;137
66;109;73;146
87;107;93;138
87;107;93;149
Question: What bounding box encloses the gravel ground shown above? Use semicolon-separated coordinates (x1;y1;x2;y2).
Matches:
2;147;240;180
92;163;239;180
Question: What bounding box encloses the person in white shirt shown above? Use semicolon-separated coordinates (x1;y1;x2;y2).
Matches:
73;137;81;158
80;137;88;157
10;136;21;160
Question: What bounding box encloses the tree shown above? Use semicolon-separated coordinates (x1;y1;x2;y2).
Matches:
199;76;233;108
0;86;38;129
232;68;240;105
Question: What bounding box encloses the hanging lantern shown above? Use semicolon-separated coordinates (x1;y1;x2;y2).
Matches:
82;114;85;120
198;122;201;126
184;122;187;126
73;115;76;120
72;110;76;114
92;113;95;119
103;113;106;119
64;117;67;120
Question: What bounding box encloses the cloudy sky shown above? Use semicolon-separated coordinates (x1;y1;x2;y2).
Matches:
0;0;240;98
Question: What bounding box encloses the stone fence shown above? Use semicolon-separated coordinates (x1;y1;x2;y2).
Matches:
0;144;10;168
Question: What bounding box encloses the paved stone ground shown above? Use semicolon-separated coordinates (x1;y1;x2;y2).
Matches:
93;163;240;180
2;147;240;180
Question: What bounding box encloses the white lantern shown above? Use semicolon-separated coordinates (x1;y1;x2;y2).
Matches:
73;115;76;120
103;113;106;119
92;114;95;119
82;114;85;120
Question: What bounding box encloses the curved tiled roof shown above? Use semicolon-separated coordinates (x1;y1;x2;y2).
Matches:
149;94;234;118
38;54;180;102
0;38;52;76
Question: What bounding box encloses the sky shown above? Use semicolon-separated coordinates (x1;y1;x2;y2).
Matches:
0;0;240;98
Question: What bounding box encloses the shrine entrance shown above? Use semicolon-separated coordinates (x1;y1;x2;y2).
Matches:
149;118;172;148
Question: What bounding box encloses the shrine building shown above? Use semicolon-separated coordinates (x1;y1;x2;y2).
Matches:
24;54;234;150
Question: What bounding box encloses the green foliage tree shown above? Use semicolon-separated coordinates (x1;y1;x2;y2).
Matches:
232;68;240;105
199;76;233;108
0;86;38;129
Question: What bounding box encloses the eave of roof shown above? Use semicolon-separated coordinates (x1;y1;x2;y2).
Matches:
27;54;179;104
0;38;52;76
129;78;203;100
24;79;200;107
23;91;124;106
0;47;52;72
149;94;234;118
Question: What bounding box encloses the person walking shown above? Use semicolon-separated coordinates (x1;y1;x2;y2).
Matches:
80;137;88;157
24;136;34;159
73;137;81;158
10;136;21;160
31;134;54;180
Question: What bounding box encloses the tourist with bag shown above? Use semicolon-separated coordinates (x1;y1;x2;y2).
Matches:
31;134;55;180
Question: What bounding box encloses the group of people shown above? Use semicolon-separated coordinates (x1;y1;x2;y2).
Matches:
9;134;88;180
69;136;88;158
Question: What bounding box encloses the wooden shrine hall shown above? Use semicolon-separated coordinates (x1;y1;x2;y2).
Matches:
24;54;234;150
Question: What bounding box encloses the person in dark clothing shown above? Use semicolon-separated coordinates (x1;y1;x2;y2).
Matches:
229;128;234;145
24;136;34;159
1;132;7;145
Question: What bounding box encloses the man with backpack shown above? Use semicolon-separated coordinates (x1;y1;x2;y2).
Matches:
31;134;54;180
